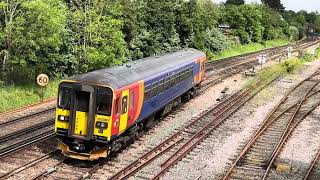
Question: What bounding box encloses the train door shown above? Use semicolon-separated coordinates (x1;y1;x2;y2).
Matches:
119;89;129;134
69;85;95;138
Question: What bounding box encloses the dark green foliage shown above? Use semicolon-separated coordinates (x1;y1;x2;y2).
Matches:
66;0;127;73
0;0;67;82
222;4;264;44
225;0;245;6
261;0;285;12
0;0;320;85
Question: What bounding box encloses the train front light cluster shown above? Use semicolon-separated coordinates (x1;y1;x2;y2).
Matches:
58;115;69;122
96;121;108;129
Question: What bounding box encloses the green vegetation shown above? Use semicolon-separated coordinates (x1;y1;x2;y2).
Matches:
1;0;320;111
1;0;319;82
246;53;318;88
315;48;320;59
0;80;59;112
211;39;289;61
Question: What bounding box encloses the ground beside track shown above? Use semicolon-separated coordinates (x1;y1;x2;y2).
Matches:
159;60;320;180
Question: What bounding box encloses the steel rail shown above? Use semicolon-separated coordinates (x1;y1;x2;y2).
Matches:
0;108;55;128
0;119;54;143
0;98;56;116
0;130;55;157
31;157;70;180
263;98;320;180
222;69;320;180
0;150;59;179
151;75;279;180
304;147;320;180
103;77;268;180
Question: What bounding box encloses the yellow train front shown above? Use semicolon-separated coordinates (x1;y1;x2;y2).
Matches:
55;48;207;160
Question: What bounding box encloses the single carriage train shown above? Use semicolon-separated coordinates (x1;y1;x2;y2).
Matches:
55;48;207;160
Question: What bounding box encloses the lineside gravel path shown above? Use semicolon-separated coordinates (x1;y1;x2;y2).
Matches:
159;61;320;179
0;99;56;124
0;137;58;179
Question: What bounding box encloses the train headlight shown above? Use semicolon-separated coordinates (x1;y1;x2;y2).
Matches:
96;121;108;129
58;115;69;122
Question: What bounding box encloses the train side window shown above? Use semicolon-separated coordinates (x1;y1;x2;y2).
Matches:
185;69;189;79
188;67;193;77
164;77;170;90
144;85;151;101
122;96;128;114
175;73;180;85
152;82;158;96
178;71;182;83
170;74;175;87
130;92;134;109
115;98;120;114
184;69;189;79
159;78;165;93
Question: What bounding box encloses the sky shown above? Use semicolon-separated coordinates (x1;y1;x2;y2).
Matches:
215;0;320;12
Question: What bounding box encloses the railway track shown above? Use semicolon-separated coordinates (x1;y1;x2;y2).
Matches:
222;68;320;180
304;148;320;180
0;108;55;157
0;138;58;179
199;40;320;95
77;72;280;180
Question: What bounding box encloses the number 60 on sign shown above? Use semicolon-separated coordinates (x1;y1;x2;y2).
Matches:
37;74;49;87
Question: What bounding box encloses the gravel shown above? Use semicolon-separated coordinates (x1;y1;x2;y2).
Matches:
91;73;247;179
0;99;56;124
155;61;320;179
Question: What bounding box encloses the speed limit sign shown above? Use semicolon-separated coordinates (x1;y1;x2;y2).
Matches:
37;74;49;87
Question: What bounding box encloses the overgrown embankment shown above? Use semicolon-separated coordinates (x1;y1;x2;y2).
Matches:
212;39;289;61
246;48;320;88
0;81;59;112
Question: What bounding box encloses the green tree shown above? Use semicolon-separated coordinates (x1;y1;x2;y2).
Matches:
66;0;127;72
225;0;245;6
261;0;285;12
129;0;182;59
261;6;287;40
0;0;67;80
222;4;263;44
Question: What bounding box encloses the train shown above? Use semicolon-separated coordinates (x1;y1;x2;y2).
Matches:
55;48;207;160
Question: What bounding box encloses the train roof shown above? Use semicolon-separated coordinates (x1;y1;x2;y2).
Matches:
68;48;206;89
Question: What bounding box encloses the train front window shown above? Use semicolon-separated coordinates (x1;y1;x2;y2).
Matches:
96;87;113;116
58;86;72;110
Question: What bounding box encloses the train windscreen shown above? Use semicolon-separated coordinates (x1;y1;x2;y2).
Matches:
58;83;72;110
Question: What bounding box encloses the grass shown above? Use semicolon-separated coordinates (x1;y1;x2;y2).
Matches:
245;53;317;89
0;80;60;112
211;39;289;61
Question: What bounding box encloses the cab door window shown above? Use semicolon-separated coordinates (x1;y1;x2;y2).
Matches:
122;96;128;114
115;98;120;115
130;92;134;110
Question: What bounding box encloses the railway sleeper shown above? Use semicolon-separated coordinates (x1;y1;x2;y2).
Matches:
98;88;198;158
